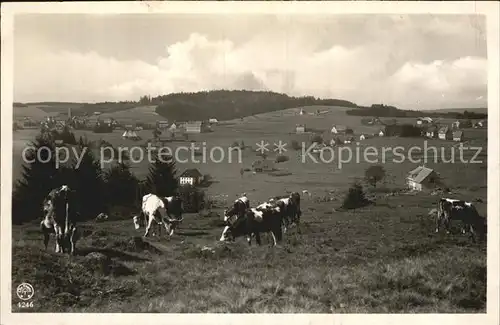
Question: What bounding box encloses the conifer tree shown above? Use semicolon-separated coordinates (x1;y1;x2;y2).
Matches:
103;161;139;207
145;151;178;197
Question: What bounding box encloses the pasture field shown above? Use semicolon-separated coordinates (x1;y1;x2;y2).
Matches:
10;105;487;312
11;192;486;313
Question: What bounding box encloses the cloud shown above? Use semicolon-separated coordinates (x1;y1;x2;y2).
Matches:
14;17;487;109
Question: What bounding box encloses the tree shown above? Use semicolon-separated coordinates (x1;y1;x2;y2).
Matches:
103;161;139;207
341;181;370;210
12;132;68;224
144;151;178;197
365;165;386;188
70;136;106;219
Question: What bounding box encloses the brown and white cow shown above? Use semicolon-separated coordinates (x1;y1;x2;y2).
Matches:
133;194;184;237
223;194;250;224
270;192;302;234
436;198;486;241
219;206;283;246
40;185;78;254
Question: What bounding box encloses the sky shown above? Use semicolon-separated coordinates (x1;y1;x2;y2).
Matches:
13;14;487;109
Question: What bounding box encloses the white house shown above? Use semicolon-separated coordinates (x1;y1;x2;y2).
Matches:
208;118;219;124
378;130;385;137
179;168;204;186
359;134;366;141
406;166;440;191
296;124;305;134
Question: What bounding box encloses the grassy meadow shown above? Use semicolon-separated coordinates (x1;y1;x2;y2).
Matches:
11;104;488;312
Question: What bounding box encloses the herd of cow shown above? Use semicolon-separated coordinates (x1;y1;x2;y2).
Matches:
38;185;486;256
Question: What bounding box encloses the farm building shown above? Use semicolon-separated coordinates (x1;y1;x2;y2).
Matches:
252;159;275;172
296;124;306;134
438;126;452;140
359;134;366;141
122;130;140;140
378;130;385;137
331;125;347;134
179;168;204;186
425;125;438;138
208;118;219;124
185;121;210;133
406;166;440;191
452;120;460;129
417;117;433;125
156;120;169;129
299;108;304;115
453;131;464;142
344;136;355;144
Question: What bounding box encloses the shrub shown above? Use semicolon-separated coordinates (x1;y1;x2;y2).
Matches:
311;134;323;144
291;140;302;151
341;182;371;210
178;185;206;213
275;155;290;163
144;151;178;197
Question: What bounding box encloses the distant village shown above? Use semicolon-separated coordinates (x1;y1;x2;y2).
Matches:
13;107;219;142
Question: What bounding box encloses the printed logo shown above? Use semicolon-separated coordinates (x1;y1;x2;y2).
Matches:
16;283;35;301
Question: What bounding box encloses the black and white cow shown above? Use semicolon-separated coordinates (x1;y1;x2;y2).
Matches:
270;192;302;234
133;194;184;237
219;207;283;246
223;194;250;224
436;198;486;241
40;185;78;254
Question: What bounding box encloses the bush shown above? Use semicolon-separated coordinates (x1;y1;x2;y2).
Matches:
291;140;302;151
311;134;323;144
178;185;206;213
341;182;371;210
275;155;290;163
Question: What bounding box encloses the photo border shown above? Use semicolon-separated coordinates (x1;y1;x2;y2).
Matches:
1;1;499;324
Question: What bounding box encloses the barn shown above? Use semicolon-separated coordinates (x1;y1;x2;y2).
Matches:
406;166;440;191
331;125;347;134
296;124;306;134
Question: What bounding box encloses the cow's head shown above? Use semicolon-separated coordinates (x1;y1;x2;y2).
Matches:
223;205;239;224
132;215;143;230
219;225;235;242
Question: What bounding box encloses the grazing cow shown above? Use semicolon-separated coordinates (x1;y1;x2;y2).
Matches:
40;185;78;254
223;194;250;224
133;194;184;237
219;207;283;246
436;198;486;241
273;192;302;234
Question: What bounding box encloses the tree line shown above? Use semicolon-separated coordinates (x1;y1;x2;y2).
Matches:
12;129;204;225
346;104;487;119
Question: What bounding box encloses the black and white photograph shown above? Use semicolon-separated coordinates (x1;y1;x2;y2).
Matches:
1;1;499;323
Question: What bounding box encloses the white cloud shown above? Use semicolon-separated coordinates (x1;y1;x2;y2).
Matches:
14;28;487;109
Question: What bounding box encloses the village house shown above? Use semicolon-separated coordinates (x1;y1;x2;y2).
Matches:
359;134;366;141
452;120;460;129
406;165;440;191
438;126;452;140
378;129;385;137
252;159;275;172
425;125;438;138
296;124;306;134
156;120;169;129
331;125;347;134
185;121;203;133
208;118;219;124
179;168;204;186
453;130;464;142
417;117;433;125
